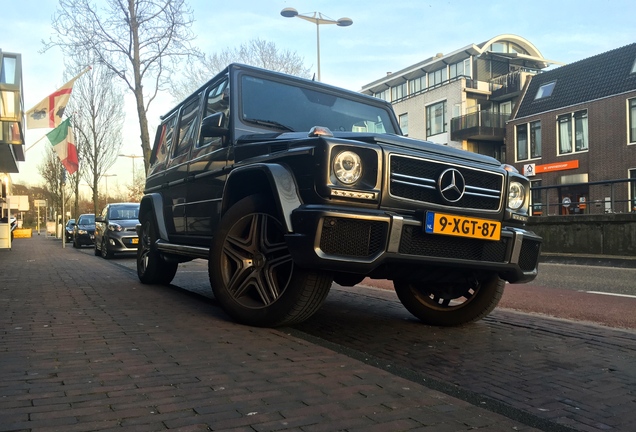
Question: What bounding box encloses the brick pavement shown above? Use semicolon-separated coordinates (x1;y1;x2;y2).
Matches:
0;235;540;432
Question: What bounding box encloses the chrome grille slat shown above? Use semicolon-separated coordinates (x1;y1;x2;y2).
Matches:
389;154;504;211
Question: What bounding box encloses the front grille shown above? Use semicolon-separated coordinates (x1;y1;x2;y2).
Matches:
399;225;508;263
519;239;541;271
319;217;388;258
390;155;504;211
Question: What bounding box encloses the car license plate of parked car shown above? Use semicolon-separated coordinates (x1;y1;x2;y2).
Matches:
132;238;139;244
425;211;501;241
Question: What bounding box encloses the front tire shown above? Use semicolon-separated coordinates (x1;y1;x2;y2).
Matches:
137;213;178;285
209;195;332;327
101;238;113;259
394;273;505;326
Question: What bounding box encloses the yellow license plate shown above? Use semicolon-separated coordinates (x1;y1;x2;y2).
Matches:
131;238;139;244
425;212;501;241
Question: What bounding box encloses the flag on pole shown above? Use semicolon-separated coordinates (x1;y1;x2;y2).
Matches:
25;66;91;129
42;118;79;174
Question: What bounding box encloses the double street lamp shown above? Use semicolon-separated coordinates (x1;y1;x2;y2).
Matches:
118;154;143;182
280;8;353;82
102;174;117;204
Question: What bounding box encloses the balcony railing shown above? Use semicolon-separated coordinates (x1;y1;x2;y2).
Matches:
450;110;510;141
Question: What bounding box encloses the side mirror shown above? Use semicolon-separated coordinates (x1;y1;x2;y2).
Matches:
201;112;228;138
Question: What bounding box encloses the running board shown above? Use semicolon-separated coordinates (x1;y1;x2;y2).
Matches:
156;240;209;259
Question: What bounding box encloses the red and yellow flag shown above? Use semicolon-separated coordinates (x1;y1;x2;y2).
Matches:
26;67;90;129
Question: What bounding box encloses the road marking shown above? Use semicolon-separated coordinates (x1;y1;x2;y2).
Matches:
582;291;636;299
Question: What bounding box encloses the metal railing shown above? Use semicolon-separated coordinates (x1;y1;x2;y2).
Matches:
530;178;636;216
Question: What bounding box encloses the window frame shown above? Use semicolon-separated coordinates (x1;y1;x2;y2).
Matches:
557;110;588;156
399;113;408;136
515;120;541;162
535;81;556;100
426;100;447;137
628;98;636;144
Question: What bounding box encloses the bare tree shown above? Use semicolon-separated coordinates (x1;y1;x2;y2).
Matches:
66;63;125;215
171;38;312;101
38;148;73;228
44;0;198;174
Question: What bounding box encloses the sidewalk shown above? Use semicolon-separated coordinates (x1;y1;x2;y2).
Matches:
0;235;541;432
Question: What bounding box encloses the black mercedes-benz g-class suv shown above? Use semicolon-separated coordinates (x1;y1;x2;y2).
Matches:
137;63;541;327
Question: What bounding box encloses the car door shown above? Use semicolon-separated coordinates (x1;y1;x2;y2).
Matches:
162;93;202;242
185;79;231;245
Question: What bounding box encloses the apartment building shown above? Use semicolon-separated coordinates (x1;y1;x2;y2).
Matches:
360;34;559;162
1;49;25;220
508;43;636;215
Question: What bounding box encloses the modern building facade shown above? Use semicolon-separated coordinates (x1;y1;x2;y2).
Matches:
1;49;25;222
360;35;559;162
507;43;636;215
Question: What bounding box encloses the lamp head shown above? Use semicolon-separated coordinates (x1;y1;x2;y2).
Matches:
281;7;298;18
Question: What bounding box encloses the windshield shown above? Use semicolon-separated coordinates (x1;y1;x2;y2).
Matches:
240;75;397;134
108;205;139;220
78;215;95;225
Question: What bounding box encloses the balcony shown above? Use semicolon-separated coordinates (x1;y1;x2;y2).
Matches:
450;110;509;142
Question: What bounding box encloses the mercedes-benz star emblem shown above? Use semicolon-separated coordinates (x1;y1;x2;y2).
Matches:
438;168;466;203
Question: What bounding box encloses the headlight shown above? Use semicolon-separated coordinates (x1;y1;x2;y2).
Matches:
333;150;362;185
508;182;525;210
108;223;122;232
78;229;87;235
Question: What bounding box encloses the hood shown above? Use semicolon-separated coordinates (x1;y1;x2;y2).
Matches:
238;131;502;167
112;219;139;229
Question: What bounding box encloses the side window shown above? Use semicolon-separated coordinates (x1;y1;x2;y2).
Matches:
174;95;201;157
152;115;177;164
200;80;229;147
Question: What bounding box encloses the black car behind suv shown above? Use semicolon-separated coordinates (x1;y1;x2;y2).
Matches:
72;213;95;248
136;64;541;328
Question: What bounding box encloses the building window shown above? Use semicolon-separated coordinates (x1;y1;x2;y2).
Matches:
426;101;446;136
515;121;541;161
535;81;556;99
373;88;390;101
429;68;447;87
631;58;636;74
629;98;636;143
558;110;588;155
530;121;542;158
391;82;407;101
630;169;636;212
399;113;408;136
449;59;471;79
516;124;528;161
408;76;426;95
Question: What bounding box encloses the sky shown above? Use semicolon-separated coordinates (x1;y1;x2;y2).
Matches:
2;0;635;191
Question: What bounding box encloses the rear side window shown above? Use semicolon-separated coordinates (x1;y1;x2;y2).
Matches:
174;95;201;157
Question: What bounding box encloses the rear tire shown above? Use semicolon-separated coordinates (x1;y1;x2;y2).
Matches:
209;195;332;327
394;273;504;326
137;213;178;285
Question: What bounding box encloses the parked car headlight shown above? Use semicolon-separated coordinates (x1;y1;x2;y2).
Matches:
333;150;362;185
508;182;525;210
107;223;122;232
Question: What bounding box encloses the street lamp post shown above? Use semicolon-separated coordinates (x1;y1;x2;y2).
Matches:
280;8;352;82
102;174;117;204
118;154;143;183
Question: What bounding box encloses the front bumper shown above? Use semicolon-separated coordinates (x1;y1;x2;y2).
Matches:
286;205;541;284
106;231;139;252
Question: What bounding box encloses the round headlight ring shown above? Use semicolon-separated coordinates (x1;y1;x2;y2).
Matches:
333;150;362;185
508;182;525;210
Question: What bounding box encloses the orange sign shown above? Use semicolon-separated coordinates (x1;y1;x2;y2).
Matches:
534;160;579;173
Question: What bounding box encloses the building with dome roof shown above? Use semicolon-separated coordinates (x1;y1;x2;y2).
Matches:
360;34;561;161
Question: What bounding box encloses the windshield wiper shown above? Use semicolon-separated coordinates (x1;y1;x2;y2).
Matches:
244;118;295;132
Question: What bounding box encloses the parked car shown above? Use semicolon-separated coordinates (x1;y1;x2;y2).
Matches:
72;214;95;248
94;203;140;259
136;63;541;328
64;218;75;242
